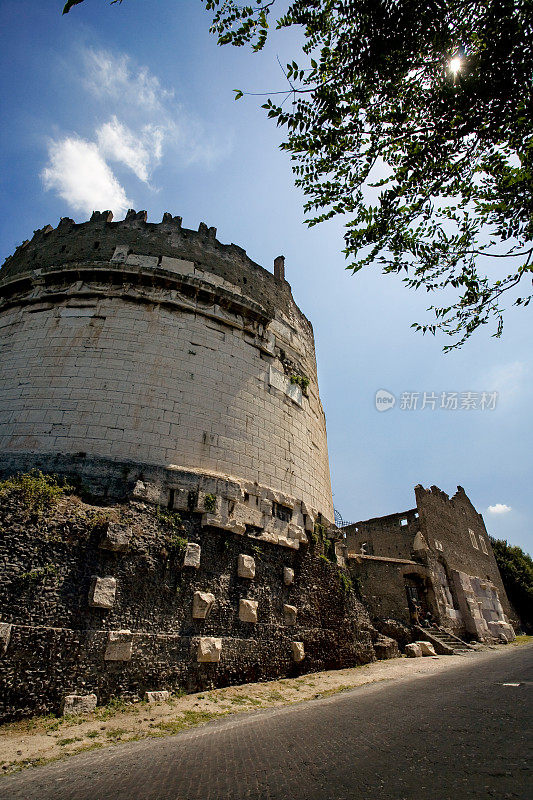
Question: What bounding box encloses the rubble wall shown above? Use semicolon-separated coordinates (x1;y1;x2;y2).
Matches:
0;487;375;721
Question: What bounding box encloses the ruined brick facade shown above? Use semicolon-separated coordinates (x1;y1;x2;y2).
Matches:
343;485;517;642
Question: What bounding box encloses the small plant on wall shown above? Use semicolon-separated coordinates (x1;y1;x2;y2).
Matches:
204;494;217;513
290;374;310;395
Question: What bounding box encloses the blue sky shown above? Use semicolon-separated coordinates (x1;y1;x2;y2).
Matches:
1;1;531;553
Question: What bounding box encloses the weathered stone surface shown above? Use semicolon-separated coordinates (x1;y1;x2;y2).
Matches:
99;523;131;553
61;694;97;716
239;599;258;623
0;623;12;656
197;637;222;663
238;554;255;579
0;481;377;722
417;640;437;656
183;542;201;569
373;634;399;660
145;690;170;703
104;630;133;661
284;567;294;585
283;604;298;625
292;641;305;662
405;642;423;658
88;576;117;609
192;591;215;619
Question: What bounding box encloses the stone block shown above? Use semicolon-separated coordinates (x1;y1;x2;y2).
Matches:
104;630;133;661
416;640;437;657
292;641;305;662
283;604;298;625
145;690;170;703
61;694;97;716
284;567;294;586
197;637;222;663
99;523;131;552
373;635;399;660
239;599;258;623
183;542;201;568
192;591;215;619
89;576;117;609
0;622;12;656
405;643;423;658
238;554;255;579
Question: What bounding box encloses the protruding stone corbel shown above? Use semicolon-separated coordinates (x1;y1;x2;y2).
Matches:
239;599;258;623
197;637;222;663
292;641;305;662
192;591;215;619
237;554;255;579
104;630;133;661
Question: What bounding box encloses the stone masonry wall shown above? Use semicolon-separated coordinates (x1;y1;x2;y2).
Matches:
343;508;420;560
0;213;334;522
0;484;375;721
415;485;516;624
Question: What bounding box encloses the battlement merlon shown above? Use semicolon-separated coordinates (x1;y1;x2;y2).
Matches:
0;211;315;337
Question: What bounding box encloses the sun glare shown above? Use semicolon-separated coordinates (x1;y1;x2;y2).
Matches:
449;55;462;76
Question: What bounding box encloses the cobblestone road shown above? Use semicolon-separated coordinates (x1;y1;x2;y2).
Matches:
1;646;531;800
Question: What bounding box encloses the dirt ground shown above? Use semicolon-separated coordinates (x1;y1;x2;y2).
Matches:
1;638;530;777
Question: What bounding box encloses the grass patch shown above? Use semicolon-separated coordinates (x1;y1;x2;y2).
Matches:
57;736;82;747
95;696;132;720
0;470;72;518
156;709;223;734
105;727;128;740
513;634;533;646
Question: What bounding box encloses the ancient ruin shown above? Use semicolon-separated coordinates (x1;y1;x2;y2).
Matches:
0;211;515;720
343;484;517;644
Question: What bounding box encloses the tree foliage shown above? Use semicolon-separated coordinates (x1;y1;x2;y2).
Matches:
490;537;533;631
63;0;532;348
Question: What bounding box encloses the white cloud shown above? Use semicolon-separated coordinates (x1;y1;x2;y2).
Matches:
487;504;512;515
82;48;174;113
41;137;130;217
96;116;164;182
42;46;230;215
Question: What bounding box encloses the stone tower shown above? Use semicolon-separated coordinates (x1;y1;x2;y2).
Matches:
0;211;334;546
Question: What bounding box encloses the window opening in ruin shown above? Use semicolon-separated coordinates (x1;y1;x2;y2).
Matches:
400;518;408;526
414;512;419;518
168;488;175;510
93;241;100;250
361;542;368;555
469;528;479;549
245;524;263;535
273;502;292;522
479;536;489;555
244;492;249;503
188;490;198;512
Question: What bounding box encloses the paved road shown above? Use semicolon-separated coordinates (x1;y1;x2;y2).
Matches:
1;646;531;800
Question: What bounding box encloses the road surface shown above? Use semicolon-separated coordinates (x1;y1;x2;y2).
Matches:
1;645;531;800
